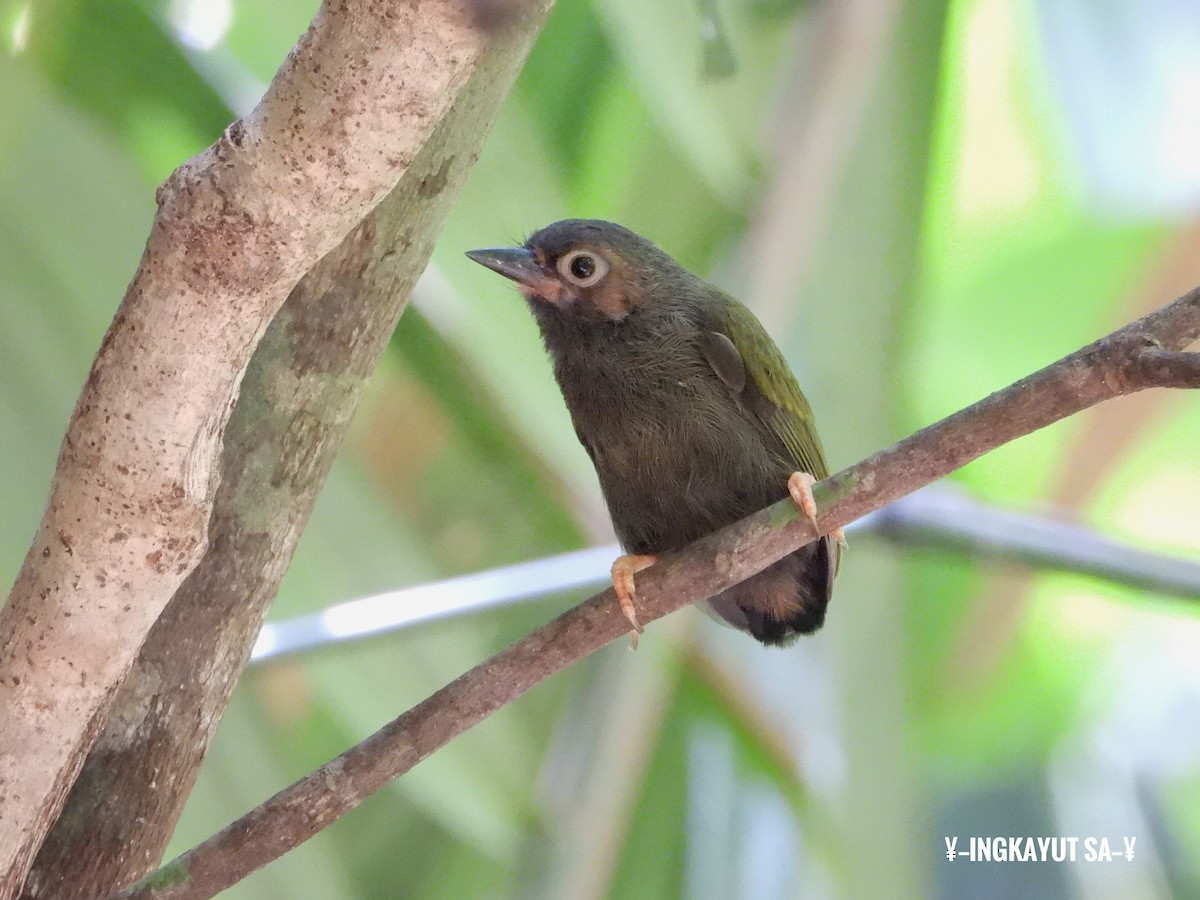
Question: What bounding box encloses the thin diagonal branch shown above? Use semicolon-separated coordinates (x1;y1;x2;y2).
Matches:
247;483;1200;665
116;287;1200;900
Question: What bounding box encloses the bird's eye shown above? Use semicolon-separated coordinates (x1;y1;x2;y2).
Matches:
558;250;608;288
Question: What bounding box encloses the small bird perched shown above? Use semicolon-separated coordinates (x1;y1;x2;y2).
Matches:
467;220;841;646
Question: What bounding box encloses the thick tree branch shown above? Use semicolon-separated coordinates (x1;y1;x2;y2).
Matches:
116;288;1200;899
0;0;545;894
19;12;549;899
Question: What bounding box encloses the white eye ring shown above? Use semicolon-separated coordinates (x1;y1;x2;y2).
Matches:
558;250;608;288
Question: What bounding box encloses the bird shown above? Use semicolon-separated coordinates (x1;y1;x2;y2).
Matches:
467;219;841;646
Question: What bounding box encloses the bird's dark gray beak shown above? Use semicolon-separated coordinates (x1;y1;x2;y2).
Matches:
466;247;557;295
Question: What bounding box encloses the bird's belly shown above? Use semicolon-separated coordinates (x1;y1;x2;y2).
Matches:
588;412;786;555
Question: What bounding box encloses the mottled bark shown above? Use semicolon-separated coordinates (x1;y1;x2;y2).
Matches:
0;0;548;895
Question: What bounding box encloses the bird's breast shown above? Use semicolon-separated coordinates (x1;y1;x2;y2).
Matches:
563;359;786;554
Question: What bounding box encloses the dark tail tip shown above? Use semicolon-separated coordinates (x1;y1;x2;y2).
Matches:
744;604;827;647
745;537;836;647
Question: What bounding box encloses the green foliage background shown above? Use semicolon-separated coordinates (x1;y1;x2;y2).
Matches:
2;0;1199;896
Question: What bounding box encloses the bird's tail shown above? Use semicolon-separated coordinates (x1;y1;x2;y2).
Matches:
701;536;836;646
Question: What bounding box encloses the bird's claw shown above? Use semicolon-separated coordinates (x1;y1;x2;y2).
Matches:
611;553;658;649
787;472;821;530
787;472;844;548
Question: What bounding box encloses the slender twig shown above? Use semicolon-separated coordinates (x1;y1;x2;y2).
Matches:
115;288;1200;900
872;486;1200;597
250;545;620;663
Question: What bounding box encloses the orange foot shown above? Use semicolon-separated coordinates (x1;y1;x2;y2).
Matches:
610;553;658;649
786;472;846;549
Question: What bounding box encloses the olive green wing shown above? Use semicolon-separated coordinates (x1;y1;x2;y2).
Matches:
697;296;830;480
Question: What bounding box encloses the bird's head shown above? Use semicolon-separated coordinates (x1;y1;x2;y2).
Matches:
466;219;679;324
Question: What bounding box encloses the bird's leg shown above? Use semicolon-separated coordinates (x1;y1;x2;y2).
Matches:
610;553;658;649
786;472;847;549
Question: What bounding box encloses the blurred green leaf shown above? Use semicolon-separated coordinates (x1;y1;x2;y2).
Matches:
0;57;153;584
590;0;755;205
28;0;226;177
